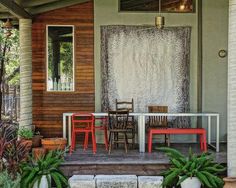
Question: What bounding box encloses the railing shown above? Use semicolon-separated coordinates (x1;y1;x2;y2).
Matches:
62;112;220;153
48;79;73;91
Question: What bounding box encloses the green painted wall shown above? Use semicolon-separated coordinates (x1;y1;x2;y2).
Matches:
202;0;228;142
94;0;228;142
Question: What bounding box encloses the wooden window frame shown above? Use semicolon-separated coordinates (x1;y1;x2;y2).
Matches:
46;25;75;92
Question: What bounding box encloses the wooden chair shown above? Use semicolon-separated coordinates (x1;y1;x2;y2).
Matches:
115;99;136;148
147;105;170;146
70;113;96;154
108;110;129;154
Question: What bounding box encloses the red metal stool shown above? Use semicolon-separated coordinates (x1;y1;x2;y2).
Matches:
70;113;96;154
95;117;109;150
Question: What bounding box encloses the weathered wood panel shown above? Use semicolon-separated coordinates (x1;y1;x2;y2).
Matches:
32;1;94;137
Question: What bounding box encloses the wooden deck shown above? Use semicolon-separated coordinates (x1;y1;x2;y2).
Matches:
60;143;226;177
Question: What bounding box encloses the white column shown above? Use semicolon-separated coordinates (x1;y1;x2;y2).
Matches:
228;0;236;177
19;19;32;129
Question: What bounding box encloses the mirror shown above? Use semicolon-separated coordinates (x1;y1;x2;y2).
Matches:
47;25;74;91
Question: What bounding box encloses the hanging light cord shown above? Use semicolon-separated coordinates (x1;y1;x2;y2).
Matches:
159;0;161;15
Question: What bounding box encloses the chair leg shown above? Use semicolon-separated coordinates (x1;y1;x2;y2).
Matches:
148;131;153;153
124;133;128;153
84;132;88;150
132;128;135;149
115;132;118;149
91;130;96;154
200;135;203;151
70;131;75;154
203;132;207;152
167;134;170;147
104;127;108;150
108;132;114;154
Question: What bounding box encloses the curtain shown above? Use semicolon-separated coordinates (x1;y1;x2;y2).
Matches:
101;26;191;126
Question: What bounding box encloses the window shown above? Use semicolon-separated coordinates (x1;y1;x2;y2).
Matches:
119;0;194;13
47;25;74;91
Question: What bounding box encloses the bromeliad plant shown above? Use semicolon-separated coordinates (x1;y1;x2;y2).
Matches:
158;147;226;188
0;122;31;187
18;128;33;140
20;149;69;188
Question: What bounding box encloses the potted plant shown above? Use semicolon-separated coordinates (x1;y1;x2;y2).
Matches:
32;131;43;148
20;149;69;188
18;127;33;148
158;147;226;188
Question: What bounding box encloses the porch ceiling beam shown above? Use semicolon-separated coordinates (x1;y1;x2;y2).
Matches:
0;0;31;19
16;0;59;8
0;12;15;19
29;0;90;15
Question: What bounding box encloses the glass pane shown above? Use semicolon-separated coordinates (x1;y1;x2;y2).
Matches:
119;0;194;13
47;26;74;91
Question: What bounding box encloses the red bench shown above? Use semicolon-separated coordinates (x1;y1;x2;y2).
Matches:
148;128;207;153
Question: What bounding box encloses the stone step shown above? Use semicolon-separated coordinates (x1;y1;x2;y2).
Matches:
68;175;163;188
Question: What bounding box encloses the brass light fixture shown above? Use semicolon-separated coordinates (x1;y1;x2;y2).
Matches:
155;0;165;29
2;19;13;37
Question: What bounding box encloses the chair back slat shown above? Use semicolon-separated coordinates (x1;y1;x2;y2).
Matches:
148;106;168;127
116;99;134;113
108;110;129;130
72;113;94;129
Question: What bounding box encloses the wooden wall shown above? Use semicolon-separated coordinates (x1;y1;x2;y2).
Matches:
32;1;94;137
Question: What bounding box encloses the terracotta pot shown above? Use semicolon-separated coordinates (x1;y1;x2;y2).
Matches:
41;138;67;152
223;177;236;188
21;139;33;148
32;135;43;148
32;147;46;160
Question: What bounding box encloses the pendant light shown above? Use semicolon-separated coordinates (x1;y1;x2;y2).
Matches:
155;0;165;29
2;19;13;37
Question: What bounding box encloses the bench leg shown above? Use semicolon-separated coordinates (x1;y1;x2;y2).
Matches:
148;131;153;153
203;132;207;152
200;134;203;151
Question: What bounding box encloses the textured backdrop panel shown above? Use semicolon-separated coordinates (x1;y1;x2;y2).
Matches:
101;26;191;119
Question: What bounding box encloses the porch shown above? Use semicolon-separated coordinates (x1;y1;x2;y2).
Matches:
61;143;227;177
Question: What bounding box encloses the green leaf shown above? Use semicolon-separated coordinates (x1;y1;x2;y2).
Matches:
177;175;189;185
163;169;181;186
204;166;226;173
53;171;68;187
201;171;218;188
157;147;185;159
46;175;52;188
171;158;183;168
196;171;212;188
51;172;62;188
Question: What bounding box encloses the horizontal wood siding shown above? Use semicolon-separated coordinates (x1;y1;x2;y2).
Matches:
32;1;94;137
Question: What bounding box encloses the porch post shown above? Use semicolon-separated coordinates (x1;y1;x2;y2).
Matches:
19;19;32;129
228;0;236;176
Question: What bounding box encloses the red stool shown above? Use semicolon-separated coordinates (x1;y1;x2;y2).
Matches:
70;113;96;154
95;117;109;150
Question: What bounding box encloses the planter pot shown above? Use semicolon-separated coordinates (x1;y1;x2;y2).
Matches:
21;139;33;148
223;177;236;188
33;175;50;188
41;138;67;152
180;177;201;188
32;147;46;160
32;135;43;148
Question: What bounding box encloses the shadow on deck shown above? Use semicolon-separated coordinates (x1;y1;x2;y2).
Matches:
60;143;226;177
